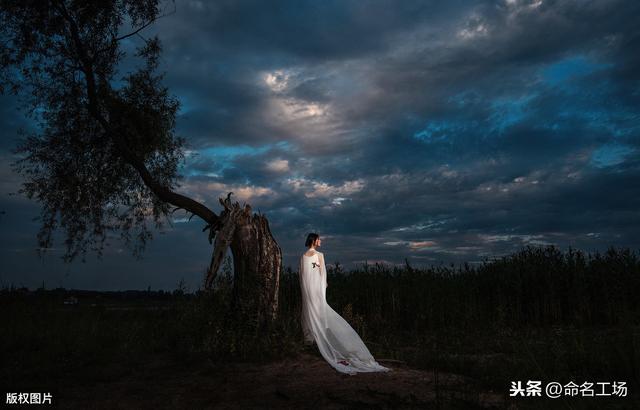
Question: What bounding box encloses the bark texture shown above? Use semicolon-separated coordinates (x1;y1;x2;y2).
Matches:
205;192;282;329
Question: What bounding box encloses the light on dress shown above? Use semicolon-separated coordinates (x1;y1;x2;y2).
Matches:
299;251;392;375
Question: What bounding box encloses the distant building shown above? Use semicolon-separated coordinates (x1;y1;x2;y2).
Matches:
63;296;78;305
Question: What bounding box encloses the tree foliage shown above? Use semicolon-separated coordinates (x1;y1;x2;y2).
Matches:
0;0;217;263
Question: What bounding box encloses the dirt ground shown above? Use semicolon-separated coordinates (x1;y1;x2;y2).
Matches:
48;349;508;409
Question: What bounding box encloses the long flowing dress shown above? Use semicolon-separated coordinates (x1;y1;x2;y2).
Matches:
299;249;392;375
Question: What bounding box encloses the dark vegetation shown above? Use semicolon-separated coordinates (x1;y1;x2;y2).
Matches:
1;244;639;406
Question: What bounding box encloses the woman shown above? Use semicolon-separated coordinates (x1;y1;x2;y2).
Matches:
299;232;392;375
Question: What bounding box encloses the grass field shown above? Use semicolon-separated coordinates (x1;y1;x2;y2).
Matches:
1;244;638;409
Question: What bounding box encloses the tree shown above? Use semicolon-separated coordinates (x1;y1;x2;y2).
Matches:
0;0;282;330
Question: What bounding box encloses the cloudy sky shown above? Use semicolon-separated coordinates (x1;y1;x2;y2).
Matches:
1;0;639;291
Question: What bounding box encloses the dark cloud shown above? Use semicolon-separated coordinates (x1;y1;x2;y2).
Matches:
1;0;639;290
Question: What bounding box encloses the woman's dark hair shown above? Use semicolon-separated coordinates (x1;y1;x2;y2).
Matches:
305;232;319;247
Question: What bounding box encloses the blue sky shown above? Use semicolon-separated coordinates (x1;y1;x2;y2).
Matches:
1;0;639;290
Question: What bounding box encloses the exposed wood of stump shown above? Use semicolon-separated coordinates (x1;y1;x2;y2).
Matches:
204;192;282;329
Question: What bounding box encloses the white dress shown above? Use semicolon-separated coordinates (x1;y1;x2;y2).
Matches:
299;249;392;375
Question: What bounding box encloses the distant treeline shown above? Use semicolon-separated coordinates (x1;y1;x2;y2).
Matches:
3;244;639;330
0;286;185;300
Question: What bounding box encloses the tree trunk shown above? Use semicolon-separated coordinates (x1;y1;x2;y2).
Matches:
204;193;282;331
